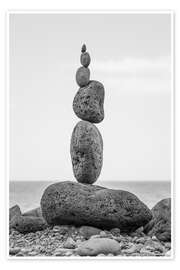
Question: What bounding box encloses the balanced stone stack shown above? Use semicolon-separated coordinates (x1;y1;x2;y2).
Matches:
40;45;153;232
71;44;104;184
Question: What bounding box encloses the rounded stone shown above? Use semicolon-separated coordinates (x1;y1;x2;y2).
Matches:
76;66;90;87
73;80;105;123
40;181;153;231
9;215;48;234
79;226;102;239
76;238;120;256
70;120;103;184
144;198;171;242
80;52;91;67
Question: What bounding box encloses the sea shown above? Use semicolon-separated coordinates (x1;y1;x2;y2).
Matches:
9;180;171;213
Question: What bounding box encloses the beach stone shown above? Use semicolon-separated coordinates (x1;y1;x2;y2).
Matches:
99;231;107;237
134;237;146;244
90;235;101;239
70;121;103;184
63;237;76;249
76;66;90;87
16;252;25;257
20;248;33;254
110;228;121;236
9;205;21;221
165;250;171;256
73;80;105;123
113;236;123;242
80;52;91;67
76;238;120;256
10;215;48;234
144;239;165;253
28;251;39;256
151;235;158;241
41;181;152;232
144;198;171;242
53;248;74;256
79;226;102;239
23;207;42;218
164;242;171;249
140;247;154;256
121;244;138;254
53;225;69;234
97;253;106;257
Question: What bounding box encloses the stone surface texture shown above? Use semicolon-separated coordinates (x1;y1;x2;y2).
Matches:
73;80;105;123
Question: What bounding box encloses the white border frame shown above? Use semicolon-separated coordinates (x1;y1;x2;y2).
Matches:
6;10;175;261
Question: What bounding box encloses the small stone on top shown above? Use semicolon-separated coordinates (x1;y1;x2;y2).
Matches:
81;44;86;53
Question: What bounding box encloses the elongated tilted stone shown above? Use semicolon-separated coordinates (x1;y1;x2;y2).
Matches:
70;120;103;184
73;80;105;123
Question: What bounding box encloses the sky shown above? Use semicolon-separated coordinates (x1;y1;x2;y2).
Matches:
9;13;172;181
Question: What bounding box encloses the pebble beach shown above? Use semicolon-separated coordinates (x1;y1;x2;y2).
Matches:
9;225;171;258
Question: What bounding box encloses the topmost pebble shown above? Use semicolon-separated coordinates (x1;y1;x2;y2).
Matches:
81;44;86;53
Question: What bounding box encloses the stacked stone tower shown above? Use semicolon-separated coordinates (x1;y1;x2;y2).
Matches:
40;45;152;232
70;44;105;184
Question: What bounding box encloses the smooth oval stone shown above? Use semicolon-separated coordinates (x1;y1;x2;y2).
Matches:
40;181;152;231
70;120;103;184
76;66;90;87
73;80;104;123
79;226;102;239
80;52;91;67
77;238;120;256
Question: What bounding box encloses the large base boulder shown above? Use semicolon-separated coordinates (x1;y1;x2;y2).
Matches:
144;198;171;242
40;181;152;232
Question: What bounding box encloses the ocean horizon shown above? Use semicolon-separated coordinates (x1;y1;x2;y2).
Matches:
9;180;171;213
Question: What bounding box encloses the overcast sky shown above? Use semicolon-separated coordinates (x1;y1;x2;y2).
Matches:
9;13;171;181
